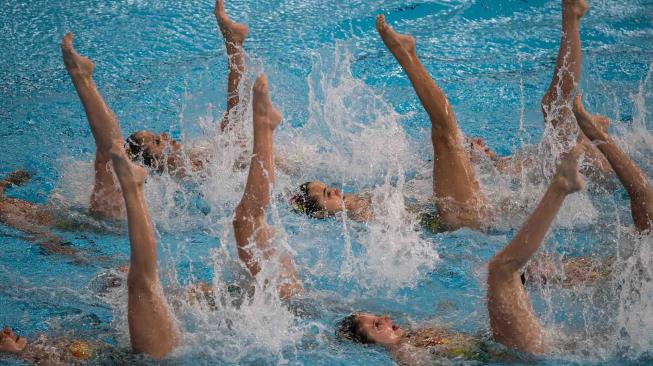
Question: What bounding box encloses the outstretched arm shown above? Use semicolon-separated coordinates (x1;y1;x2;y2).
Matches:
109;142;178;359
487;145;584;353
233;75;301;299
574;96;653;231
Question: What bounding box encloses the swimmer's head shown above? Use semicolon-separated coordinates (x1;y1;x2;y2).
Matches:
337;313;404;346
125;130;181;171
290;181;344;218
0;327;27;354
467;137;497;160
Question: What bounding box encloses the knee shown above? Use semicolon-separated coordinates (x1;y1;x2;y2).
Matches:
430;127;459;146
127;272;158;294
488;256;517;281
540;95;554;119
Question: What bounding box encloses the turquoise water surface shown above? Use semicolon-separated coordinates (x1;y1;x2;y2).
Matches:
1;0;653;364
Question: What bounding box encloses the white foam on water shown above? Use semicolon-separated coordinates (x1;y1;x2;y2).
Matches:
48;20;653;364
613;232;653;359
353;166;440;291
278;41;419;187
282;41;438;292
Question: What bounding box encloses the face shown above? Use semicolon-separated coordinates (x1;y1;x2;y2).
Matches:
130;130;182;165
0;327;27;353
306;181;346;213
469;137;496;160
355;313;404;346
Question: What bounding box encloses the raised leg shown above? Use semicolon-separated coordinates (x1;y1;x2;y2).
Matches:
540;0;587;128
232;75;301;300
539;1;611;173
61;33;124;219
574;96;653;232
487;145;584;353
376;15;487;230
109;141;178;359
215;0;248;131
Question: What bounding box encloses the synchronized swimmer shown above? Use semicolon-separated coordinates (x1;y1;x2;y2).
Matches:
1;0;651;364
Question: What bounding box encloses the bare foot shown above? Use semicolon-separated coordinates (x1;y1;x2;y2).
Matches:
573;95;609;142
554;144;585;193
376;15;416;61
61;33;95;79
109;140;147;192
252;75;282;131
214;0;248;45
563;0;588;19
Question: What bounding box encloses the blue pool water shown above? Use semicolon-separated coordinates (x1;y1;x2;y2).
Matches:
1;0;652;364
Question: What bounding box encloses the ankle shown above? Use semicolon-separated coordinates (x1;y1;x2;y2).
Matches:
551;174;575;195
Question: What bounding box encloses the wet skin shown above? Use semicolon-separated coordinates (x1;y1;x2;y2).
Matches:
354;313;404;346
304;180;373;221
0;327;27;354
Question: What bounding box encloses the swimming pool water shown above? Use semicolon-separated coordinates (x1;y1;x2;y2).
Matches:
1;0;652;364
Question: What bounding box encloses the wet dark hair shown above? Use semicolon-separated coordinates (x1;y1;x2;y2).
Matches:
290;182;323;217
125;131;157;168
0;170;31;188
336;314;371;344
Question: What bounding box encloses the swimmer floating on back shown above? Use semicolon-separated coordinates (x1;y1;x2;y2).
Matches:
109;73;293;359
293;0;610;231
0;106;181;361
60;0;249;220
0;170;77;256
0;0;248;258
336;144;586;363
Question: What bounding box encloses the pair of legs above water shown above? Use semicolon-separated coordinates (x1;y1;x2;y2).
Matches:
489;98;653;352
214;0;248;132
60;0;249;219
524;96;653;286
489;95;653;351
109;74;299;359
373;0;605;231
61;34;125;220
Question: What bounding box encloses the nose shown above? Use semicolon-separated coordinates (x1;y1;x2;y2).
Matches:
331;188;341;197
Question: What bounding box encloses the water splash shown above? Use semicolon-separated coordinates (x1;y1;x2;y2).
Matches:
279;41;419;188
